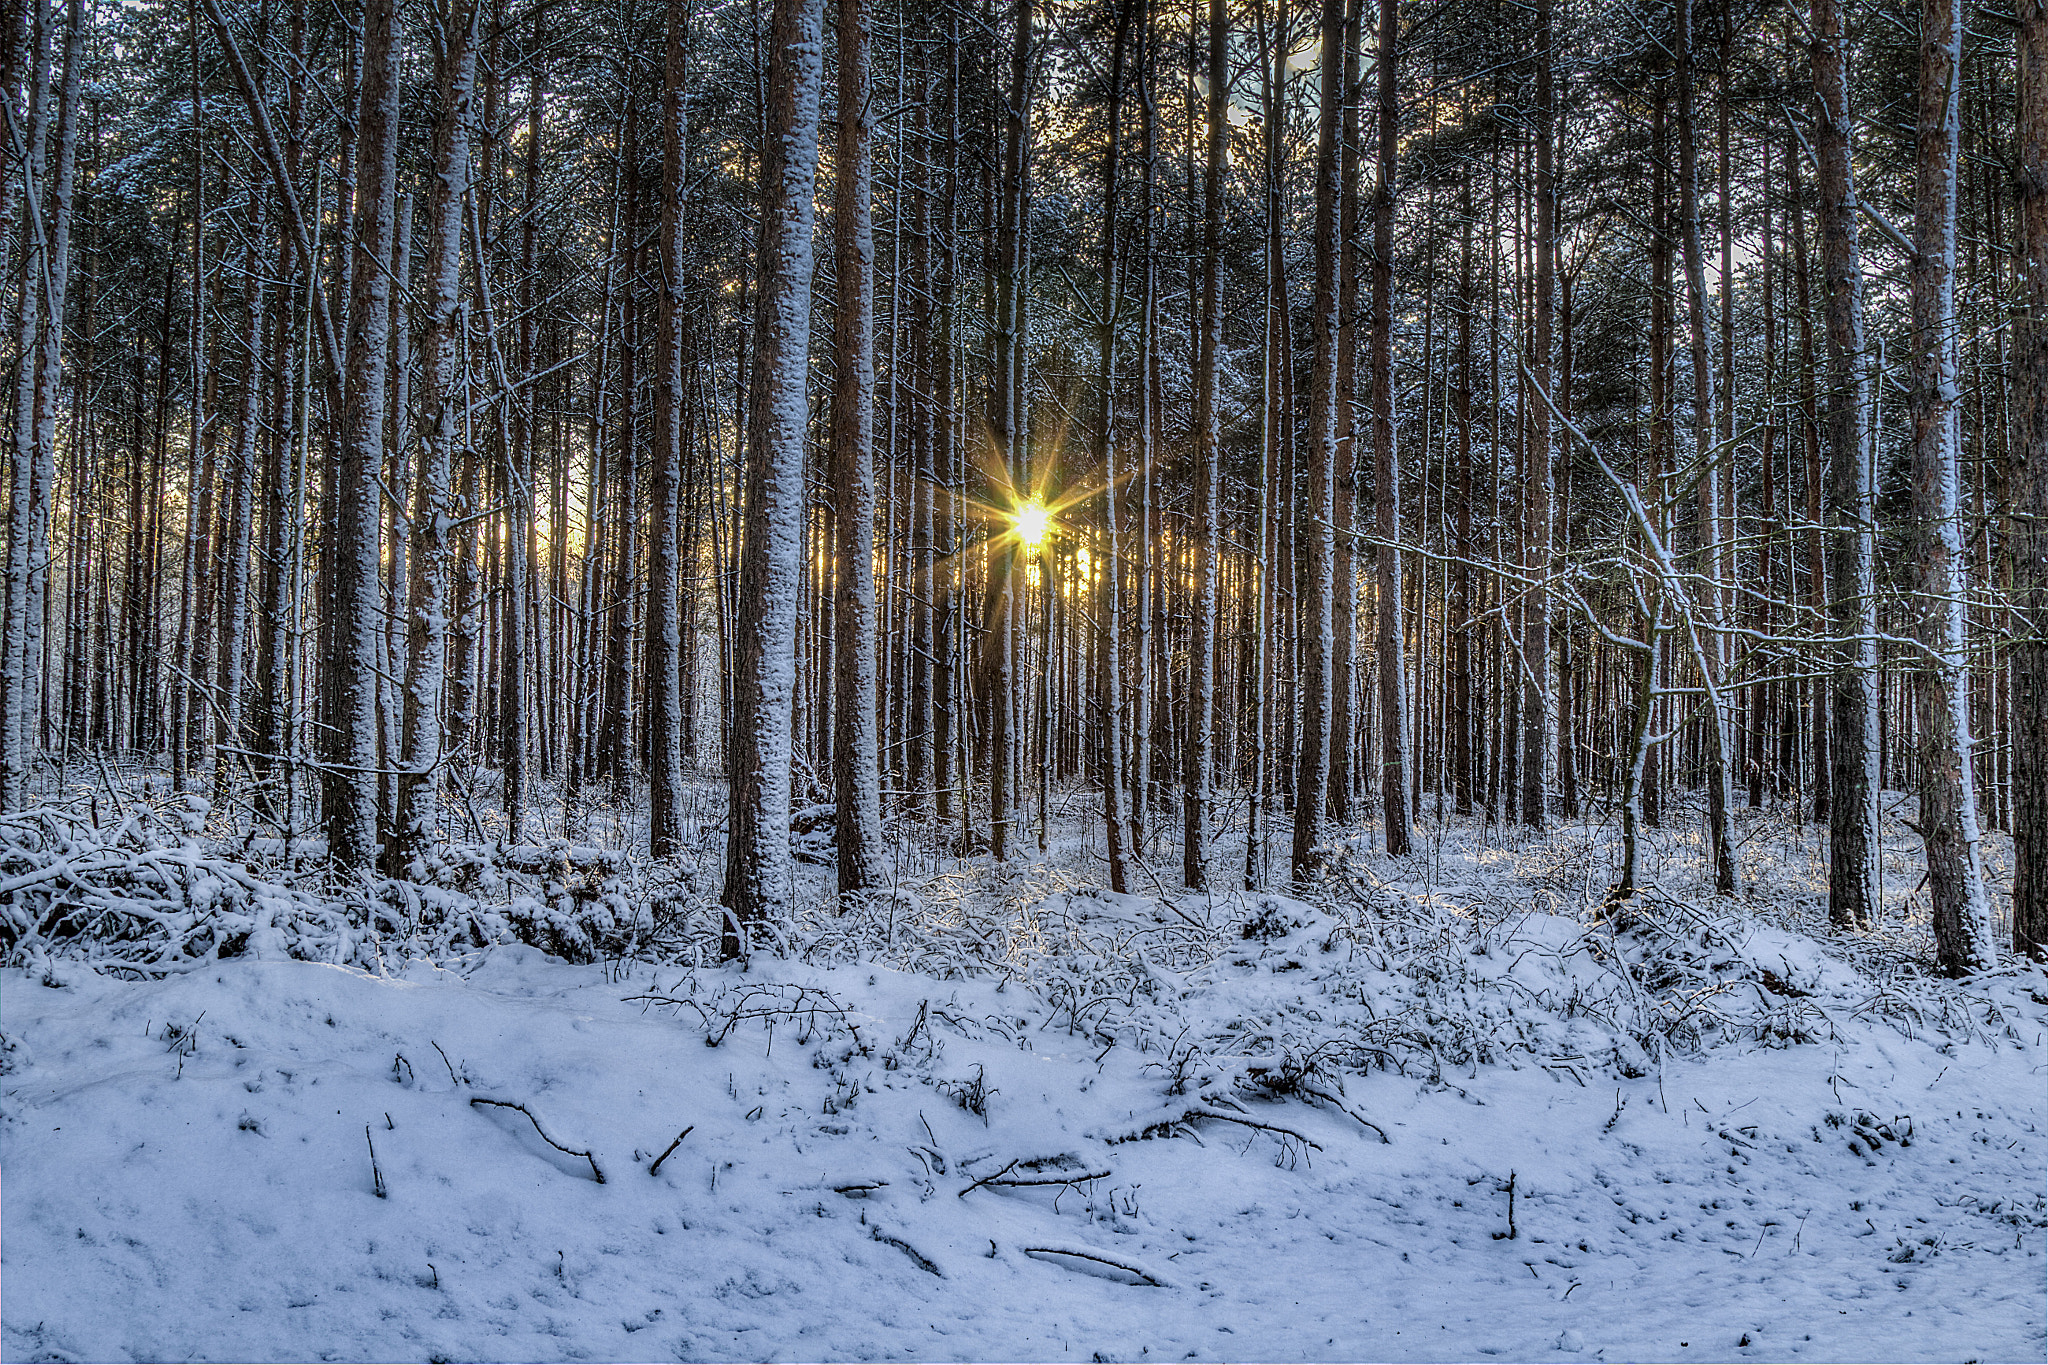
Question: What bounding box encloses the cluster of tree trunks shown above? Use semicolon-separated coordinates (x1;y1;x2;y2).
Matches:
0;0;2041;970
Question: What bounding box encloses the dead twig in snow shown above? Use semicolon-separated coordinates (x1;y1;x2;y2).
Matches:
469;1097;605;1182
648;1125;693;1177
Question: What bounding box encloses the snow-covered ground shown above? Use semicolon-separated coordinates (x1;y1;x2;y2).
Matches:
3;809;2044;1363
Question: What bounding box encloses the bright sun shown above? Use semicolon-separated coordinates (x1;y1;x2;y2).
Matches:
1012;499;1049;552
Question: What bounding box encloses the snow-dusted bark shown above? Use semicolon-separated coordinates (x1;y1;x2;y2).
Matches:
648;0;690;861
1092;0;1133;896
1451;178;1474;818
1185;0;1224;892
723;0;824;952
906;87;934;817
1811;0;1879;929
215;231;263;809
598;101;641;800
986;0;1032;863
932;21;961;831
0;5;22;297
326;0;399;871
1673;0;1735;895
1246;11;1284;889
1908;0;1993;973
1291;0;1343;887
830;0;884;896
2016;0;2048;960
1;0;51;812
3;0;73;811
1372;0;1411;856
1518;0;1553;834
391;0;477;875
1330;0;1359;832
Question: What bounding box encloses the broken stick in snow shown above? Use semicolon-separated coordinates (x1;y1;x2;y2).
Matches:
648;1125;693;1177
365;1125;386;1198
469;1097;605;1182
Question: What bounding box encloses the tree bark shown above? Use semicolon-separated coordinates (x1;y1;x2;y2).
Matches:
1675;0;1736;893
2016;0;2048;959
1292;0;1343;885
1908;0;1994;972
723;0;825;951
1812;0;1879;928
831;0;886;895
391;0;478;873
1185;0;1224;889
1373;0;1410;854
324;0;399;871
649;0;691;859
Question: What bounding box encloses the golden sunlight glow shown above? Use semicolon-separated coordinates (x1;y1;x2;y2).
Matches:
1012;499;1049;553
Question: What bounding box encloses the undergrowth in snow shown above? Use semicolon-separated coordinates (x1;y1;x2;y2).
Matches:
1;788;2043;1362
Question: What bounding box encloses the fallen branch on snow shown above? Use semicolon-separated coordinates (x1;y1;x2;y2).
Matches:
469;1097;605;1182
1020;1245;1166;1286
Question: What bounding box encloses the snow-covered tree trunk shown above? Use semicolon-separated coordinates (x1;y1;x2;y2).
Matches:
600;100;642;799
25;0;76;788
0;4;21;299
1184;0;1224;890
215;228;263;809
326;0;399;871
1;0;51;812
907;86;934;817
2015;0;2048;960
933;18;961;830
830;0;885;896
391;0;477;875
1330;0;1360;832
1372;0;1411;855
1452;174;1474;818
1092;0;1133;895
1908;0;1994;973
1518;0;1553;833
648;0;690;860
986;0;1031;863
170;7;209;796
1812;0;1879;929
1247;5;1285;888
1292;0;1343;886
1674;0;1736;894
723;0;824;953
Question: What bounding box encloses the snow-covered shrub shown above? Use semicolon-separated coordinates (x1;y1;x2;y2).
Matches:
0;799;680;973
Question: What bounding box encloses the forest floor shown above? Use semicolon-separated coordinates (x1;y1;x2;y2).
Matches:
1;784;2044;1364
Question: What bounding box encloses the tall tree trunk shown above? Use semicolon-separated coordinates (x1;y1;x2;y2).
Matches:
325;0;399;871
392;0;478;873
1519;0;1554;831
1247;0;1285;886
1292;0;1343;884
831;0;885;895
2;0;52;810
1675;0;1736;893
1813;0;1879;928
1372;0;1410;854
2015;0;2048;959
1452;171;1474;818
987;0;1032;862
1908;0;1994;972
3;0;74;810
1184;0;1224;889
1094;0;1134;894
216;225;263;808
1330;0;1361;830
723;0;825;951
649;0;691;859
